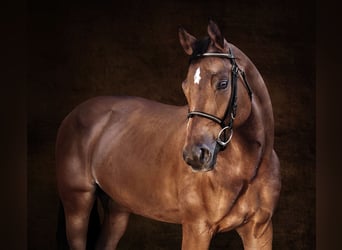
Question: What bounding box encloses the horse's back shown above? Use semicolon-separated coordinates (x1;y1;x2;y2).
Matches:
55;96;186;190
56;96;130;162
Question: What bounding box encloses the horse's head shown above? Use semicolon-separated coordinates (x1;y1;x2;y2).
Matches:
179;20;253;172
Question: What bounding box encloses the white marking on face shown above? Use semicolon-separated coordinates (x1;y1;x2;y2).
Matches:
194;67;201;85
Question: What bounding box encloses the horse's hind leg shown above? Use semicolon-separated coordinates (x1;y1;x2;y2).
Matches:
96;192;130;250
60;186;97;250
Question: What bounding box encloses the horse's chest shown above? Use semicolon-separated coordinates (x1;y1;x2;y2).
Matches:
215;197;252;232
212;184;259;232
180;177;255;231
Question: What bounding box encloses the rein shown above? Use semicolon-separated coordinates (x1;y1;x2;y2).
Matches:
187;48;253;149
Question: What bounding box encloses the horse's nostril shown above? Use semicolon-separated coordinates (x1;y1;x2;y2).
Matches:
183;144;213;170
193;145;211;164
199;147;209;163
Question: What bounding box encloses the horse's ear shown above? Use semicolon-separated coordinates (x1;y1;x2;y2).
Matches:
207;19;225;51
178;26;197;55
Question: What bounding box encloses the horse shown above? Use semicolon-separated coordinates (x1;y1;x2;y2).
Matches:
56;20;281;250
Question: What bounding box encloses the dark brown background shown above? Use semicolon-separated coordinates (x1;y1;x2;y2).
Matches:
28;0;315;249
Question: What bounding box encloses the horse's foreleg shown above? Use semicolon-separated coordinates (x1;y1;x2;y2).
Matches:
236;217;273;250
95;198;130;250
181;222;214;250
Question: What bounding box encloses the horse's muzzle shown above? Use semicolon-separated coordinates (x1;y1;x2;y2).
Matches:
182;144;216;172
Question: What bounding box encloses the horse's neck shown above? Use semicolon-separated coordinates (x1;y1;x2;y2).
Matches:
235;44;274;121
217;45;274;181
233;43;274;140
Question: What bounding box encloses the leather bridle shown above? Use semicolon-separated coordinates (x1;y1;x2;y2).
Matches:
187;47;253;149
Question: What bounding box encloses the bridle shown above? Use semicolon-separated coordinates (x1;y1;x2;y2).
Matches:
187;47;253;149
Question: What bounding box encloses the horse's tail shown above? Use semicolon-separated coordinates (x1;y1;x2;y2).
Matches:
56;199;101;250
87;198;101;249
56;201;68;250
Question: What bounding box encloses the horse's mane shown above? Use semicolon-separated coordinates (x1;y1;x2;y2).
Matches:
189;37;211;64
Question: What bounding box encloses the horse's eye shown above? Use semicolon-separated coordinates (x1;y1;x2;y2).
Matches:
217;80;229;90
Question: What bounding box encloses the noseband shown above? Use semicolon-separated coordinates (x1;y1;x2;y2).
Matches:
187;48;253;149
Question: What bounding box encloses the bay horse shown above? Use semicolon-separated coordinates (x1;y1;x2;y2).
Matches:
56;20;281;250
